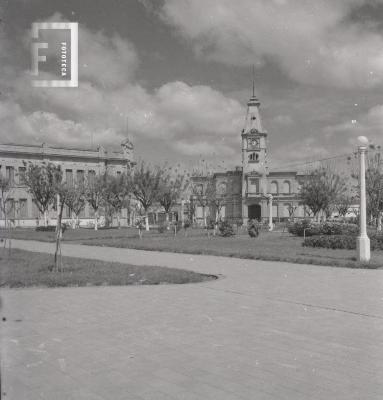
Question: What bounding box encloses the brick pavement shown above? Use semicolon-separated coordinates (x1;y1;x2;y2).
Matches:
1;239;383;399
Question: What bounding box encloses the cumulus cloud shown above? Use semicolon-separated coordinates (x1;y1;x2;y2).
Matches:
0;14;245;160
157;0;383;88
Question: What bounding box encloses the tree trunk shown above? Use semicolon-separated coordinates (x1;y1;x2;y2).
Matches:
377;212;382;232
203;206;206;227
145;214;149;231
54;201;64;272
94;210;98;231
44;210;48;227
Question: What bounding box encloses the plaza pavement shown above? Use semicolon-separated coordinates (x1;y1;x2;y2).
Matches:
1;239;383;399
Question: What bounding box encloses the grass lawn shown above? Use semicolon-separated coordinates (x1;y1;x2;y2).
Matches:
0;248;216;288
3;227;383;269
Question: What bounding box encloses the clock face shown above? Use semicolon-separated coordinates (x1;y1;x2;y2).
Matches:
248;138;260;148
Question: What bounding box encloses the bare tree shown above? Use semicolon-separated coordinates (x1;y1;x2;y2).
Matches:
190;180;210;227
206;178;228;224
158;168;189;223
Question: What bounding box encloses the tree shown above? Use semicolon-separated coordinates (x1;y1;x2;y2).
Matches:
334;193;355;218
64;183;86;229
85;174;105;231
158;168;188;223
131;162;164;231
299;167;347;220
206;179;228;224
365;153;383;231
0;176;12;250
191;180;210;227
54;182;70;272
102;173;131;228
23;162;62;227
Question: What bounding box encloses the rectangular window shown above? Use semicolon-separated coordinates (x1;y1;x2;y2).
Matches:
65;169;73;186
18;166;26;185
19;199;28;218
88;170;96;186
6;166;15;185
32;199;40;218
6;198;15;218
76;170;85;185
249;178;259;193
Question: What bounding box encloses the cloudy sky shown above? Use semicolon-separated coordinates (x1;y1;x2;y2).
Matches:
1;0;383;170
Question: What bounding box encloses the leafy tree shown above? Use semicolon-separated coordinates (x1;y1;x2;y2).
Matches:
85;174;105;231
23;162;62;227
64;183;86;229
365;154;383;231
0;176;12;250
334;193;355;218
299;167;347;220
102;173;131;228
131;161;164;231
54;182;71;271
158;168;189;223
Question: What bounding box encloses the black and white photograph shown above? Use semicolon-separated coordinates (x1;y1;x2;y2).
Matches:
1;0;383;399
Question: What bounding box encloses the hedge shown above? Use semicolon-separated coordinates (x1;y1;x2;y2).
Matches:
288;220;358;237
303;234;383;250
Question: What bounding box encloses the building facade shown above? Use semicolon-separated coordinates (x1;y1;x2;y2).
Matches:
0;141;134;227
191;93;307;225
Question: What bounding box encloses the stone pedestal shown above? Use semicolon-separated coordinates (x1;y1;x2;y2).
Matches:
357;235;371;262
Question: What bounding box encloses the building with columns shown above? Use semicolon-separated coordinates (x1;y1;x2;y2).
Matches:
0;141;134;227
191;91;307;225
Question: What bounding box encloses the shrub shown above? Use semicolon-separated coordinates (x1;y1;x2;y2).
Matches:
158;222;170;233
371;233;383;250
35;226;56;232
218;221;235;237
247;219;260;238
288;219;313;236
303;235;356;249
319;222;358;236
303;233;383;250
183;219;191;229
206;217;215;230
289;220;359;237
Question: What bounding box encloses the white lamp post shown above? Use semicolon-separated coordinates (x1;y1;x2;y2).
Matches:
356;136;370;262
268;194;273;231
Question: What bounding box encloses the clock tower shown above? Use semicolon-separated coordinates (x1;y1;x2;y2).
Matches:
241;89;269;222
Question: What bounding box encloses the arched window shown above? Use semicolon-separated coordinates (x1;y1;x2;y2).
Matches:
283;180;291;194
270;181;278;194
248;152;259;162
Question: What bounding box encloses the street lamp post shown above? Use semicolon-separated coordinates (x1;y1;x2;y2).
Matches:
268;194;273;231
357;136;370;262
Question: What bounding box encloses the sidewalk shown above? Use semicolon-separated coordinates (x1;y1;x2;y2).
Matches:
2;240;383;399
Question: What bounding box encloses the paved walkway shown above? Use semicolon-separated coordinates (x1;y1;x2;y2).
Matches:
2;240;383;399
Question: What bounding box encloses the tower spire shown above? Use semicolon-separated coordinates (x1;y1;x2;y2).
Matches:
252;65;255;97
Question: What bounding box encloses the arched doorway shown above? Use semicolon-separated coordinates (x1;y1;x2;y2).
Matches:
248;204;261;221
